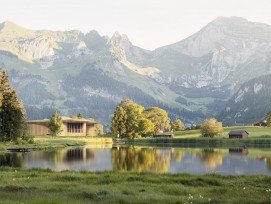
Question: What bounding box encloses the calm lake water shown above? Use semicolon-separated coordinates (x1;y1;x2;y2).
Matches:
1;146;271;175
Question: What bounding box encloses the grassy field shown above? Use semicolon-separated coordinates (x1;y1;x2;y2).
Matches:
172;126;271;138
121;126;271;148
0;168;271;204
1;126;270;152
0;168;270;204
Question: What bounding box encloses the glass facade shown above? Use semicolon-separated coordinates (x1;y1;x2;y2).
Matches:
67;123;83;133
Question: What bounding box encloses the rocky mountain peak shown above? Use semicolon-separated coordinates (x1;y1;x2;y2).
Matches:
110;32;132;47
0;21;36;39
158;17;271;58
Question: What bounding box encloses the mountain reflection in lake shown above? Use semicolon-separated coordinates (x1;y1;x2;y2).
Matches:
1;146;271;175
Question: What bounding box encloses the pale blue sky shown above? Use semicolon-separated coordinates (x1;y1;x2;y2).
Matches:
1;0;270;50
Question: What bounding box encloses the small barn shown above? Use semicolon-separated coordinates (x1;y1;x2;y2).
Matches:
228;131;249;139
253;121;267;127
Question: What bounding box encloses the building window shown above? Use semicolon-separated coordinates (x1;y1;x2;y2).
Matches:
67;123;83;133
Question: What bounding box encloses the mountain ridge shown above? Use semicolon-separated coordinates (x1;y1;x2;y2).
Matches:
0;17;271;126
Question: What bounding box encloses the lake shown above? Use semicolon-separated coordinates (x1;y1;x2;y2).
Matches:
1;146;271;175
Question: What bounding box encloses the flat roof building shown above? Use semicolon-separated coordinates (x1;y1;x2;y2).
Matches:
27;116;97;136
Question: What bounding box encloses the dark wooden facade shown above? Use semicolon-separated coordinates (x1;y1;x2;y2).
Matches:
228;131;249;139
229;148;248;155
253;121;267;127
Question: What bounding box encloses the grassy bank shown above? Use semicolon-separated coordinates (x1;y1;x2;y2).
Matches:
0;168;270;204
124;137;271;148
173;126;271;138
121;126;271;148
0;136;113;152
1;126;270;152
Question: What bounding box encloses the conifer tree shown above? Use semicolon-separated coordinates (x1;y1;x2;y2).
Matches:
0;69;27;141
111;106;127;137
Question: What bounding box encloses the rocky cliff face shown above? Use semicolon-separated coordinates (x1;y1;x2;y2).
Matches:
151;17;271;89
218;74;271;125
1;17;271;125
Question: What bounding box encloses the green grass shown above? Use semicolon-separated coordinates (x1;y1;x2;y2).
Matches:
0;168;270;204
121;126;271;148
172;126;271;138
0;136;113;152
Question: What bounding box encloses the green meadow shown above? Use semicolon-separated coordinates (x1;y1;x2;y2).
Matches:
0;168;271;204
124;126;271;147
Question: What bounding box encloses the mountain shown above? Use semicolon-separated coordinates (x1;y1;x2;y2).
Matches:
1;17;271;127
218;74;271;125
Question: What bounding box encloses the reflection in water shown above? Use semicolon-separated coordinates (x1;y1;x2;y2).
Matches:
0;153;24;167
64;148;94;162
200;149;223;170
1;146;271;175
111;146;170;172
111;146;184;173
229;148;248;155
267;158;271;171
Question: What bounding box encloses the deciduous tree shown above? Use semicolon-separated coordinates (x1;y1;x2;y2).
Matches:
94;123;104;136
171;119;185;131
200;118;223;137
137;118;154;136
120;100;144;138
143;107;170;135
48;112;63;136
266;112;271;127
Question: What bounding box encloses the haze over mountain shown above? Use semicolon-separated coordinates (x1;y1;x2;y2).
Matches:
218;74;271;125
0;17;271;126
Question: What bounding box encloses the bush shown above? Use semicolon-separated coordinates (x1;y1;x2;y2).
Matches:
22;134;34;144
200;118;223;137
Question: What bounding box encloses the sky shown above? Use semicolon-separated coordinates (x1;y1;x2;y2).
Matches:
1;0;271;50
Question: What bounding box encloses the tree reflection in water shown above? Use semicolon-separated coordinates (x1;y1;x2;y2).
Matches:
200;149;223;170
111;146;184;173
0;153;23;167
265;158;271;172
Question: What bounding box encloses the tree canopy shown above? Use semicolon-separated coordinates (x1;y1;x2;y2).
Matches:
48;112;63;136
94;123;104;136
143;107;170;135
200;118;223;137
266;111;271;127
0;68;27;142
111;100;171;138
170;119;185;131
111;106;127;137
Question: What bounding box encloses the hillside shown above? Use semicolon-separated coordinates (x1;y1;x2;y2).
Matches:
218;74;271;125
1;17;271;126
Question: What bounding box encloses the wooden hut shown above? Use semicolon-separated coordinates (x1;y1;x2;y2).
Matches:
228;131;249;139
253;121;267;126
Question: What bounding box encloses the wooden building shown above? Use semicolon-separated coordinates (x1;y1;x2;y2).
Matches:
228;131;249;139
27;116;97;136
253;121;267;127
